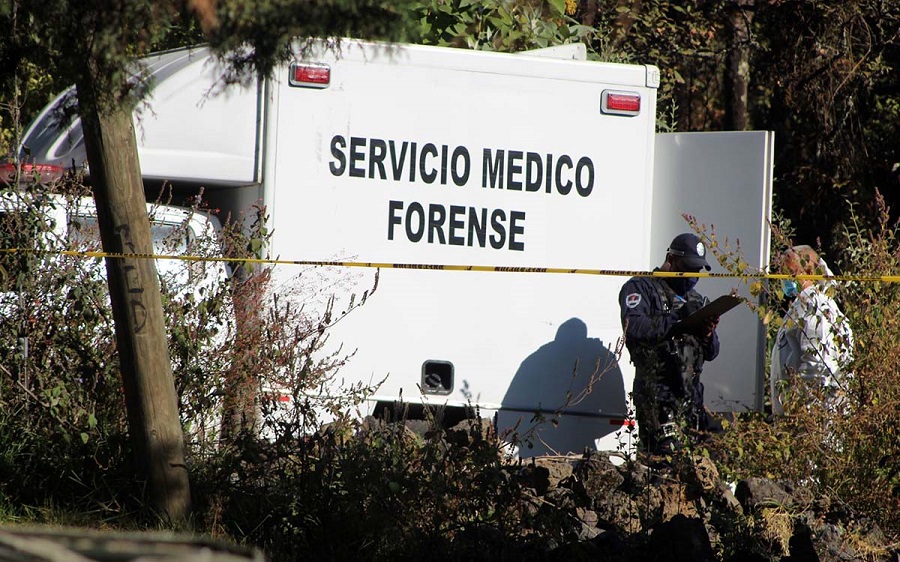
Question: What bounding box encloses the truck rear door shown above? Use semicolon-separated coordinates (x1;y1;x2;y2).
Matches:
652;131;775;412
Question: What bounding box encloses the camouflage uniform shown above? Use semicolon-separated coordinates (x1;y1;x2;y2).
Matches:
619;274;719;454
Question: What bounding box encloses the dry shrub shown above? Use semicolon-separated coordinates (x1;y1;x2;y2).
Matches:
705;192;900;540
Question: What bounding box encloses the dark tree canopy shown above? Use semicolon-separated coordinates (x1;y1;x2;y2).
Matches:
576;0;900;257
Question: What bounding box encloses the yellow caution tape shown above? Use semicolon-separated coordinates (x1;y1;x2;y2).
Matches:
2;247;899;283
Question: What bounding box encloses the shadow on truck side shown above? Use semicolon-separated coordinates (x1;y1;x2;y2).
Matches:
499;318;627;457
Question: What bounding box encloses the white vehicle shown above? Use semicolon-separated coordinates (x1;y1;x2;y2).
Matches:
16;40;774;456
0;192;225;300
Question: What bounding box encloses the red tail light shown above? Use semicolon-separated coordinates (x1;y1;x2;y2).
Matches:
601;90;641;116
289;63;330;89
262;391;292;403
0;163;65;184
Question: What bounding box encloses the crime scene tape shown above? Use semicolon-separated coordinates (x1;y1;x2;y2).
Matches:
2;247;900;283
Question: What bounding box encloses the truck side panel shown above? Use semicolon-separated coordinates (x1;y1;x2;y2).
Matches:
266;41;659;454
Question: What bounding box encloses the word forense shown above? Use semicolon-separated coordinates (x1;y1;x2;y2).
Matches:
388;201;525;251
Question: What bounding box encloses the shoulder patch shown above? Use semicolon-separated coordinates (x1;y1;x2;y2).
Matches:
625;293;641;309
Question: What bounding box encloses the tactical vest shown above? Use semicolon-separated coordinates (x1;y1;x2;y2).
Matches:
638;278;708;397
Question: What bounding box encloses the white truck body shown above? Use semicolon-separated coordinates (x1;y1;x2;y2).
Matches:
17;40;773;455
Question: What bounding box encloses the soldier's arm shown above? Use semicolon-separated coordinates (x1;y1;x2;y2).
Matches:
702;327;720;361
619;280;678;343
693;294;719;361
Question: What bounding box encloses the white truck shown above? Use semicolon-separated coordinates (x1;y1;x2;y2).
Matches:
16;39;773;456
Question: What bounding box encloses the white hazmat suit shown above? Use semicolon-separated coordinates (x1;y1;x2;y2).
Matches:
769;260;854;415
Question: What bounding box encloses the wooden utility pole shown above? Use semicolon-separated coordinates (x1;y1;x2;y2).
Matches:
725;0;754;131
75;74;191;525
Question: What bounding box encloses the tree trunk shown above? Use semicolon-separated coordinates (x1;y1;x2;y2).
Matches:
580;0;598;27
75;76;191;526
219;269;265;442
725;0;754;131
612;0;642;50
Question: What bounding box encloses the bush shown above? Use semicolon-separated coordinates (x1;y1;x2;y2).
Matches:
701;193;900;540
191;414;581;561
0;178;387;534
0;184;130;511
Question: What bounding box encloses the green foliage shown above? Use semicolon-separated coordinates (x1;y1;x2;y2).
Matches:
0;177;376;522
0;0;420;157
0;1;194;114
414;0;592;52
2;0;900;552
585;1;733;127
825;194;900;532
560;0;900;256
0;183;131;511
204;0;420;85
749;1;900;251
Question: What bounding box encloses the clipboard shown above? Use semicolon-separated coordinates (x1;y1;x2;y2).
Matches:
670;295;743;336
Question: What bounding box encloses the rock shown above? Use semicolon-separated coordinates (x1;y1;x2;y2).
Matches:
447;418;494;446
552;527;630;561
544;486;577;510
403;419;431;439
658;481;700;521
528;464;551;495
811;521;849;562
642;514;716;562
354;415;384;435
795;495;894;561
588;528;630;561
519;488;540;518
573;452;625;506
576;521;601;541
533;457;574;492
716;482;744;515
787;522;820;561
735;477;795;512
595;490;643;535
575;506;599;528
680;455;721;495
505;453;897;562
724;553;770;562
622;458;654;490
354;416;419;445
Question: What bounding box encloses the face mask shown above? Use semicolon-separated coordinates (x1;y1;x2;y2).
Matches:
782;279;799;298
666;277;698;296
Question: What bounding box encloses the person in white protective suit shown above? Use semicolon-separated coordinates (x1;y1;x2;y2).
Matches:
769;245;854;416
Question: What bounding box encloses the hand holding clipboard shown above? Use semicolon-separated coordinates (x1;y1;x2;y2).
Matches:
669;295;743;337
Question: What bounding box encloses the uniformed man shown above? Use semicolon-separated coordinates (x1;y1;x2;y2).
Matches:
619;233;720;454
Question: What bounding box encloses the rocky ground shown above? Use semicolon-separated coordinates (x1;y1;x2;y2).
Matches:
418;418;894;561
513;444;895;561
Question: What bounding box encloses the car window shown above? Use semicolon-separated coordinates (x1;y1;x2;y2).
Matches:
67;214;191;254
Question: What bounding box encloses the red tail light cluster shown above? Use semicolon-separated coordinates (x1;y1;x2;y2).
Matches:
0;163;65;184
